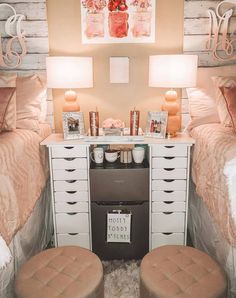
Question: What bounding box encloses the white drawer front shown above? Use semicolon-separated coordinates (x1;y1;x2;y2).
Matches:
54;180;88;192
152;233;184;249
152;191;186;202
152;180;186;191
57;233;90;249
56;213;89;233
152;212;185;232
152;145;188;157
152;169;187;180
52;146;87;158
53;169;88;181
54;191;89;202
52;158;87;170
55;202;88;213
152;157;187;169
152;201;186;212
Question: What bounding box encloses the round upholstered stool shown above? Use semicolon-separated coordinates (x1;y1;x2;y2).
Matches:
140;245;227;298
15;246;104;298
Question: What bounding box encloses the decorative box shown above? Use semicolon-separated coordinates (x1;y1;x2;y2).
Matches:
103;127;124;136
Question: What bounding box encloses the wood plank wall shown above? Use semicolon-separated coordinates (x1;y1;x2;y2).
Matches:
0;0;54;127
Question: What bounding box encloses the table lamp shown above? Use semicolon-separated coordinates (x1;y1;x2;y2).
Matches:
149;54;198;137
46;57;93;111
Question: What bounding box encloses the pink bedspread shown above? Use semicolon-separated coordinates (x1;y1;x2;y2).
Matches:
190;123;236;246
0;124;51;245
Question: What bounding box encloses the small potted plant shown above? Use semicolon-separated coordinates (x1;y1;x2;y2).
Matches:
82;0;106;38
130;0;152;37
108;0;129;38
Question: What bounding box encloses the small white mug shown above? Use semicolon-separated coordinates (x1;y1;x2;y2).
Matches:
91;147;104;164
105;149;120;163
132;147;145;164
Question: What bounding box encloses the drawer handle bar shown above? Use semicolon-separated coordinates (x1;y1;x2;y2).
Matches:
164;179;174;182
67;212;77;215
65;158;75;161
164;146;174;149
65;169;76;172
66;191;77;194
68;233;78;236
162;232;173;235
64;146;74;149
66;180;76;183
164;168;174;171
67;202;77;205
164;190;174;193
163;212;173;215
163;201;174;204
164;157;174;160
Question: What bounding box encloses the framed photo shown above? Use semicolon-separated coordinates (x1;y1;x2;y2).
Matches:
62;112;85;140
146;111;168;138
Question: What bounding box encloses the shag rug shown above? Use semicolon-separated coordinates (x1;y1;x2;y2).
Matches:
103;260;140;298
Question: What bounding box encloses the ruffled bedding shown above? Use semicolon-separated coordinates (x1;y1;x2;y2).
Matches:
190;123;236;247
0;124;51;246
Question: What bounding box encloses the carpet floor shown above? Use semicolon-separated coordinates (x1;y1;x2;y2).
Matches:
103;260;140;298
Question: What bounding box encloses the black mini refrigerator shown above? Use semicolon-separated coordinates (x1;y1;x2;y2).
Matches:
90;162;149;260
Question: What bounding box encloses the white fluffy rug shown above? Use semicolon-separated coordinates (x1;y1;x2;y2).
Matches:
103;260;140;298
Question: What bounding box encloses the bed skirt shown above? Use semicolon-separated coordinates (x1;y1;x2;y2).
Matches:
0;180;52;298
188;179;236;298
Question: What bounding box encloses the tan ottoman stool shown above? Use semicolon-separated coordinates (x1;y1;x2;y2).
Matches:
15;246;104;298
140;245;227;298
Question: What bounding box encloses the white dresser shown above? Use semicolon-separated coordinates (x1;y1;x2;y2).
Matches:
41;134;194;252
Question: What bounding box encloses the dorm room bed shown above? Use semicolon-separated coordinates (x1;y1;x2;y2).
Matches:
187;65;236;298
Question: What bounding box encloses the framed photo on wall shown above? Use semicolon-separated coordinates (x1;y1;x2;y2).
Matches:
146;111;168;138
62;112;85;140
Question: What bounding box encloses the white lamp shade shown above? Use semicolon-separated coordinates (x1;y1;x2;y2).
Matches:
46;57;93;89
149;55;198;88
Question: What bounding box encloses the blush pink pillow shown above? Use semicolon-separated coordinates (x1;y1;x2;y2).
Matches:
0;87;16;132
220;86;236;132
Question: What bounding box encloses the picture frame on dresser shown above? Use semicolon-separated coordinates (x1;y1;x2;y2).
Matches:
62;112;85;140
146;111;168;138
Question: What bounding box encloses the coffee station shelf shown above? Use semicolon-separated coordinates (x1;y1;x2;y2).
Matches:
90;160;149;170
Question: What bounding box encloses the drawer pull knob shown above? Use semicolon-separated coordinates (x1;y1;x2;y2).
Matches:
164;168;174;171
67;212;77;215
162;232;173;235
65;169;75;172
163;212;173;215
64;146;74;149
66;191;77;194
164;201;174;204
67;202;77;205
165;146;174;149
66;180;76;183
164;157;174;160
65;158;75;161
164;179;174;182
68;233;78;236
164;190;174;193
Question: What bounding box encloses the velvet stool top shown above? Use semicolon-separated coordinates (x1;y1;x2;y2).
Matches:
15;246;104;298
140;245;227;298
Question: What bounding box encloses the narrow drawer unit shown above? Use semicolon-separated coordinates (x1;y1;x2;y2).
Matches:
54;191;89;202
56;213;89;233
152;157;187;169
152;201;186;212
51;146;87;158
53;169;88;180
54;180;88;192
152;190;186;202
152;145;188;157
52;158;87;170
55;202;88;213
152;233;184;248
57;233;90;249
152;212;185;233
152;180;186;191
152;168;187;179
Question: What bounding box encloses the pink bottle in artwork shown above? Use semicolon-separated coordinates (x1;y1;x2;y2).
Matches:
130;0;152;37
82;0;106;38
108;0;129;38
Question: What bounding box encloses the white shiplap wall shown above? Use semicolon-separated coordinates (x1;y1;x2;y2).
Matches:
0;0;54;127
